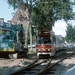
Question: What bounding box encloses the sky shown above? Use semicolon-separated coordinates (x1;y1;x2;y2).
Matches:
0;0;75;37
0;0;14;22
53;20;75;37
53;20;67;37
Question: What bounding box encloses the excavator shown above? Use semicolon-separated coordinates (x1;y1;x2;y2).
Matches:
0;22;28;58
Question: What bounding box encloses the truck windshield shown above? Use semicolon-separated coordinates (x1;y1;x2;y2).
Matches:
37;36;51;44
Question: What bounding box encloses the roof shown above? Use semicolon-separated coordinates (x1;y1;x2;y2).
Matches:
0;22;12;31
0;22;24;32
11;8;28;26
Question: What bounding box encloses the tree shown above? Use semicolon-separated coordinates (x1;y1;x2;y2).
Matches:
7;0;37;50
6;0;75;49
66;24;73;42
31;0;75;30
66;24;75;42
73;26;75;42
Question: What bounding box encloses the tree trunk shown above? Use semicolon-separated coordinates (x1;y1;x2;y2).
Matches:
29;24;32;50
24;24;29;49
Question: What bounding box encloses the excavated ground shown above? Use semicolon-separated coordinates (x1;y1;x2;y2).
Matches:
0;49;75;75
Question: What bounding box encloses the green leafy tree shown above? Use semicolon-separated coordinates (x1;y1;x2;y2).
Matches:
6;0;75;49
66;24;75;42
31;0;75;30
66;24;73;42
72;26;75;42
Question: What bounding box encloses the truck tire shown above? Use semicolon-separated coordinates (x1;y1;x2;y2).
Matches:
8;53;17;59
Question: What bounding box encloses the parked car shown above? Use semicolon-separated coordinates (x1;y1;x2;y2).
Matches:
28;44;36;48
66;43;74;49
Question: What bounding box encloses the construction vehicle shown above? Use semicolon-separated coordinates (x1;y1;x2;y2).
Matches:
0;22;28;58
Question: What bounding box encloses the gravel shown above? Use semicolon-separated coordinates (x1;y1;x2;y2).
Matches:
0;50;75;75
0;53;36;75
53;52;75;75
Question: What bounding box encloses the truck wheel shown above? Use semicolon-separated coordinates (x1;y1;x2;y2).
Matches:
9;53;17;59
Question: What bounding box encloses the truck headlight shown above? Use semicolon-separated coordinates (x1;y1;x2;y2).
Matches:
38;49;40;51
48;49;50;51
